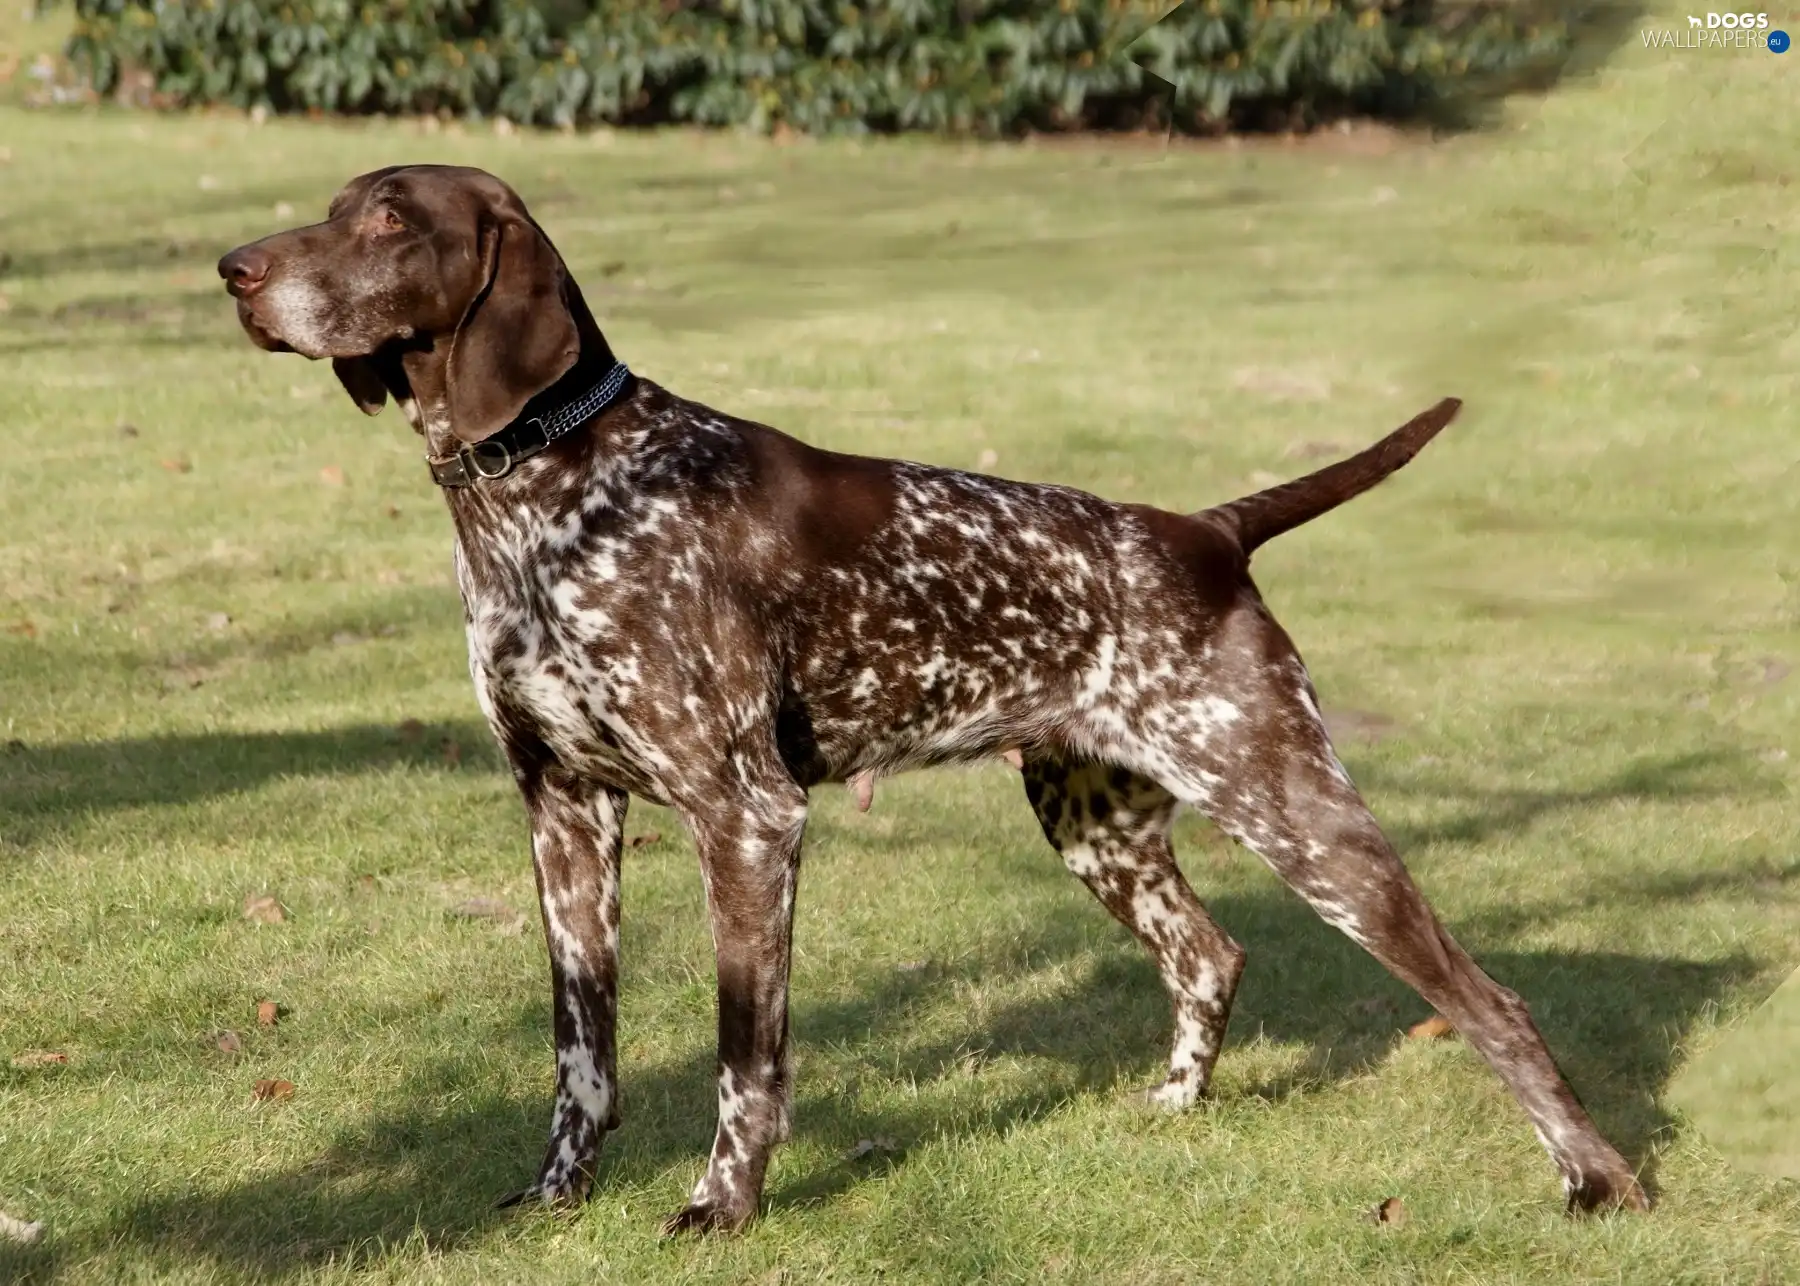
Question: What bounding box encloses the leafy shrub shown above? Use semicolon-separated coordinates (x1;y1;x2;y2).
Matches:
54;0;1582;137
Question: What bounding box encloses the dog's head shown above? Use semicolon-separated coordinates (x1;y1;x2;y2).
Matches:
217;165;581;444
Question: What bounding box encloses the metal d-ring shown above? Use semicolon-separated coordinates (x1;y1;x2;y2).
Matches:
464;439;514;480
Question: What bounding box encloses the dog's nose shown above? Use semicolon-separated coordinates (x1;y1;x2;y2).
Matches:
217;245;273;298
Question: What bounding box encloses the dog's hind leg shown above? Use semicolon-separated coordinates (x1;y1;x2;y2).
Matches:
660;743;810;1237
1022;755;1246;1107
1141;595;1648;1212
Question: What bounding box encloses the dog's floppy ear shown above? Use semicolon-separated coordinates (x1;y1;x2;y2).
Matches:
445;197;580;445
333;356;388;416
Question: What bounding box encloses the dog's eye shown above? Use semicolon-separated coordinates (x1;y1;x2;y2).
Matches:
378;209;406;233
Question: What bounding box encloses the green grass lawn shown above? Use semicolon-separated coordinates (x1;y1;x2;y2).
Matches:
2;4;1798;1282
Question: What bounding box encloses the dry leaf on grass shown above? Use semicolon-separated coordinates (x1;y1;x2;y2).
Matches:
10;1051;68;1068
1408;1015;1455;1040
204;612;231;631
440;738;463;767
250;1078;295;1104
257;1001;279;1027
214;1030;242;1054
5;621;36;637
0;1210;43;1245
118;422;140;438
1232;366;1332;402
159;458;192;474
319;465;346;486
842;1136;898;1162
627;832;662;849
1751;657;1791;688
242;894;286;925
449;897;527;935
1373;1196;1408;1227
450;896;514;919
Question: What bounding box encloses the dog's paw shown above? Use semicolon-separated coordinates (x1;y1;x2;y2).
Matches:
658;1197;755;1238
1139;1075;1203;1112
494;1171;592;1214
1563;1166;1652;1215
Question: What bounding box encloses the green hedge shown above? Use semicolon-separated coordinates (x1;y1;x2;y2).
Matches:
54;0;1581;137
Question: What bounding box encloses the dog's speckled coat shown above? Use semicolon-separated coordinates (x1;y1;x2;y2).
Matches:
218;165;1649;1234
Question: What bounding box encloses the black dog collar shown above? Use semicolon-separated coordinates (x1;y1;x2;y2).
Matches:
428;359;634;488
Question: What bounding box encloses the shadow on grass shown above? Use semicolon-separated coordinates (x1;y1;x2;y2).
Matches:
0;881;1758;1281
0;720;501;852
0;181;342;282
4;721;1772;853
1361;746;1783;854
0;734;1778;1276
0;285;248;356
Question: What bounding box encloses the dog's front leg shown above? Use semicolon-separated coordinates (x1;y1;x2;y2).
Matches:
498;771;628;1210
661;766;809;1236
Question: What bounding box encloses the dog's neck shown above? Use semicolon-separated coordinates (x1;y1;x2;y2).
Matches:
390;278;621;462
385;337;455;456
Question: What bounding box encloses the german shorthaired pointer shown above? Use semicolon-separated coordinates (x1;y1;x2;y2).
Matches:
217;165;1648;1233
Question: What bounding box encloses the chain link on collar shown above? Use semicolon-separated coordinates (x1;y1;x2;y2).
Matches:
428;360;633;488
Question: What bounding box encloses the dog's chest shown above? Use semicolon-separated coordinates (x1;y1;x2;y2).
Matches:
454;498;703;797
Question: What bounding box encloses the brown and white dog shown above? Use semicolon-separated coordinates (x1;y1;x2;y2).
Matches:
217;165;1648;1234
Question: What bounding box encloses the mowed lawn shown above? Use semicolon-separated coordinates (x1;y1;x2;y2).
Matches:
2;9;1798;1284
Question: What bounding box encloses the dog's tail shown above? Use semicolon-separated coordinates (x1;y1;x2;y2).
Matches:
1197;397;1462;556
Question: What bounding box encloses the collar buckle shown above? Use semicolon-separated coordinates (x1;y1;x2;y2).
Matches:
428;361;632;490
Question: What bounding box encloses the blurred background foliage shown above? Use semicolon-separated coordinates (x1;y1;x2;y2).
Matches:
46;0;1619;137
